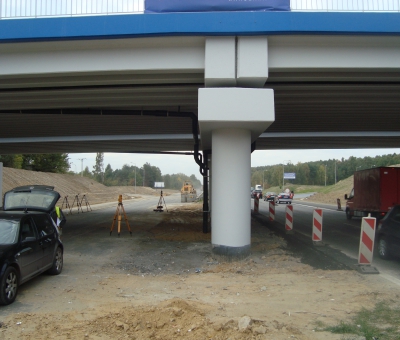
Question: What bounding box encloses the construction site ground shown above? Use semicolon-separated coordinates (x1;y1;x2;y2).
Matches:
1;167;399;340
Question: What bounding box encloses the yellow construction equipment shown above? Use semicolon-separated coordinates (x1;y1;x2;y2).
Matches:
181;181;197;203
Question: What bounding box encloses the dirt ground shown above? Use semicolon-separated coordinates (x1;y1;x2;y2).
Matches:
1;168;400;339
1;199;400;340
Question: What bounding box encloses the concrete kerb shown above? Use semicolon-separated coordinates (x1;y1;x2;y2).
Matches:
251;211;357;271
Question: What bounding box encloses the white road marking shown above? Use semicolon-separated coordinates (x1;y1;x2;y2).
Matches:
379;273;400;287
293;203;342;212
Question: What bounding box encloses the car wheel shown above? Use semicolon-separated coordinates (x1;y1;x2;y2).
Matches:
48;247;63;275
0;267;18;305
346;209;352;220
378;237;391;260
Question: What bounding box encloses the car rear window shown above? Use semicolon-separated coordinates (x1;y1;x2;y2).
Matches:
3;189;58;212
0;219;19;245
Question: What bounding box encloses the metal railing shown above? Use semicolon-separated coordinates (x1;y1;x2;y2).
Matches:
291;0;399;12
0;0;144;19
0;0;399;19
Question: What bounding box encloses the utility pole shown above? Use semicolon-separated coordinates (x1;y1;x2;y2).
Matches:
78;158;86;177
335;160;337;185
131;163;136;193
283;160;291;189
263;170;268;190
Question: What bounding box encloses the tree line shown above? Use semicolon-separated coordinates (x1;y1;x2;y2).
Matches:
0;153;202;190
252;153;400;189
3;152;400;190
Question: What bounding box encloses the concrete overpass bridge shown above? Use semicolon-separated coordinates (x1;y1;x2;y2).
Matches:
1;1;400;258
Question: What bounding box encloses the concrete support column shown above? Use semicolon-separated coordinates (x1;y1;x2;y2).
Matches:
0;162;2;207
211;128;251;258
199;87;275;259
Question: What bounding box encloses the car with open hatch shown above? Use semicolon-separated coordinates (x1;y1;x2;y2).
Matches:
0;185;66;305
376;205;400;260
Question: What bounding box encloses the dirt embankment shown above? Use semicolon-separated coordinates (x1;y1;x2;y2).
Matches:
300;176;353;206
1;167;175;206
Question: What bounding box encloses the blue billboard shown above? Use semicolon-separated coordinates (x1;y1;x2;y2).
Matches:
284;173;296;179
145;0;290;13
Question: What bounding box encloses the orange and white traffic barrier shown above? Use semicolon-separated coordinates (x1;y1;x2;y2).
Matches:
269;201;275;221
312;209;323;242
254;195;259;214
358;216;376;265
285;205;293;231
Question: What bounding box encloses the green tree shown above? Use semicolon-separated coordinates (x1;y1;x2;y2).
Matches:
93;152;104;183
316;165;326;185
104;164;114;185
21;154;69;173
142;163;162;187
297;163;310;185
251;171;263;188
83;166;92;178
0;154;23;168
272;165;283;188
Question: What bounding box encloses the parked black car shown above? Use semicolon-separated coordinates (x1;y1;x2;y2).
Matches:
0;185;65;305
377;205;400;260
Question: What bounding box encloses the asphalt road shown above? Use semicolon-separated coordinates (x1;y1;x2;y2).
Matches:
255;197;400;285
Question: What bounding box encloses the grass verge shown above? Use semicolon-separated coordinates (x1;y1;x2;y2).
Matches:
316;301;400;340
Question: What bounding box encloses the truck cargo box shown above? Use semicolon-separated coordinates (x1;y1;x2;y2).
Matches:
345;167;400;219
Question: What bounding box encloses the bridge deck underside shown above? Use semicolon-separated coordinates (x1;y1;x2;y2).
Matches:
0;75;400;154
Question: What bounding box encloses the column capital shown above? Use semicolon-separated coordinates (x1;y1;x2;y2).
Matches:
198;87;275;149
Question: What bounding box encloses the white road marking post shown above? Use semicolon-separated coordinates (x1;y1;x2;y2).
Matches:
254;195;259;214
285;205;293;232
269;201;275;221
357;216;379;274
312;209;323;245
359;217;376;264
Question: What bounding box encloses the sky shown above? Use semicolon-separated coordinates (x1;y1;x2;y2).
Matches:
68;148;400;181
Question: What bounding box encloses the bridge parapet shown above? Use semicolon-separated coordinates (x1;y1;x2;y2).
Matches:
0;0;399;20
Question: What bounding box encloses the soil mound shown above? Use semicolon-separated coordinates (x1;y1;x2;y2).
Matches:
1;167;166;206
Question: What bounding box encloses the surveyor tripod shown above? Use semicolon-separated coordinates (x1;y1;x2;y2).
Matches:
154;190;168;212
110;195;132;236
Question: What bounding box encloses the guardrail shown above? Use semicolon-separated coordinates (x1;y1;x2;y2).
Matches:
0;0;399;19
291;0;399;12
0;0;144;19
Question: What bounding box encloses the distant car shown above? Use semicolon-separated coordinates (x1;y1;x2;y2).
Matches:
264;192;277;202
0;185;66;305
376;205;400;260
276;193;292;204
251;190;263;199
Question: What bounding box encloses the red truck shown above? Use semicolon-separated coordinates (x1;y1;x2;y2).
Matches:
345;167;400;220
